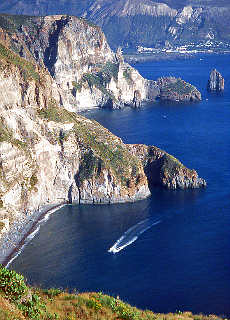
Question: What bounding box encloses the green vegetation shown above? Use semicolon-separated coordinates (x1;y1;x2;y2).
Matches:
72;61;119;101
0;119;28;151
162;79;196;95
123;67;132;83
77;151;103;184
0;121;13;144
38;105;139;186
161;153;183;176
73;122;139;186
0;43;39;81
43;289;62;299
0;265;27;302
29;173;38;189
37;101;75;123
0;266;227;320
0;14;34;33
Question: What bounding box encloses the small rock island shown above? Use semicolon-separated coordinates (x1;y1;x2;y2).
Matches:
207;69;224;91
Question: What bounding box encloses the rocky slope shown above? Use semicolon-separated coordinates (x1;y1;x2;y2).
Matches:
1;0;230;50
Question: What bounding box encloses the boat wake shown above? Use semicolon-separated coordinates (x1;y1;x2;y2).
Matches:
108;218;161;254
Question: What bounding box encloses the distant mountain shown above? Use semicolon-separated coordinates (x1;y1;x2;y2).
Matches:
0;0;230;50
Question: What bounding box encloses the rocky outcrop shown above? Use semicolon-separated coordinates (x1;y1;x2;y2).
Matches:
207;69;224;92
0;14;200;111
157;77;201;102
128;144;206;190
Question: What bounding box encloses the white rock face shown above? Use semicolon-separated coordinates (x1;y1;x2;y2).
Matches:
119;0;177;17
16;15;159;111
176;6;193;25
0;56;151;232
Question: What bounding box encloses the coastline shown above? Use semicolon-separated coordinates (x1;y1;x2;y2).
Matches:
124;50;230;64
0;202;67;267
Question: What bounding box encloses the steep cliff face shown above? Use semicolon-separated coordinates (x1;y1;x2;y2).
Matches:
128;144;206;189
0;15;157;110
207;69;224;91
85;0;230;49
0;50;153;239
0;14;200;111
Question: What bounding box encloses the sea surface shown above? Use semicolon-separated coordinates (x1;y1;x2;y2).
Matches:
11;54;230;317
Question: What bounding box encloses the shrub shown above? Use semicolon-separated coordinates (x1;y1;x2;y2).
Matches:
30;173;38;189
86;297;102;311
43;288;62;298
0;265;28;302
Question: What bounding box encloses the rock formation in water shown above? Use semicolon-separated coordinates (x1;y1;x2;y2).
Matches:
128;144;206;190
157;77;201;102
207;69;224;92
0;15;206;240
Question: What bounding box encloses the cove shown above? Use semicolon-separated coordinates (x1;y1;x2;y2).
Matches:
11;54;230;317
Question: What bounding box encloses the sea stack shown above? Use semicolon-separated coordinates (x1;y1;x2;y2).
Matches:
207;69;224;91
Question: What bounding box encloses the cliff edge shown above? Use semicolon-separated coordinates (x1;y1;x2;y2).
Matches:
0;14;201;110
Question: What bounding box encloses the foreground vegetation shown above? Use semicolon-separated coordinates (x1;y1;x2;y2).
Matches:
0;265;227;320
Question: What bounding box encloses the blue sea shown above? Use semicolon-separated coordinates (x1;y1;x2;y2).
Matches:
11;54;230;317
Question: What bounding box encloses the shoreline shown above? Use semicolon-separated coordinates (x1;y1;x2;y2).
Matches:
124;50;230;64
0;202;67;267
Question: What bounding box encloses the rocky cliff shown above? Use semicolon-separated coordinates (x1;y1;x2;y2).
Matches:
0;14;200;110
0;15;206;243
0;49;151;239
207;69;224;91
128;144;206;189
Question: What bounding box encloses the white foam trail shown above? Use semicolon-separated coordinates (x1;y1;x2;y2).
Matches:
108;219;161;254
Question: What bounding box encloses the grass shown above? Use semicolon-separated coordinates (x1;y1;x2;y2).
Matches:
72;61;119;101
0;43;39;81
0;118;29;151
0;266;227;320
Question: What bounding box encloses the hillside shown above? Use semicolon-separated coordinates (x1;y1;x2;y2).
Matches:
0;0;230;50
0;265;226;320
